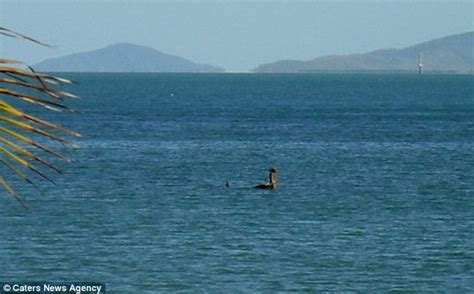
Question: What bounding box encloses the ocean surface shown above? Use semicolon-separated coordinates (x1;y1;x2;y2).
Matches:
0;74;473;292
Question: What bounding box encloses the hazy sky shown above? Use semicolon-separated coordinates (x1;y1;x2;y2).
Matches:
1;0;473;72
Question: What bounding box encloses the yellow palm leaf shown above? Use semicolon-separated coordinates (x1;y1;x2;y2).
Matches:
1;28;79;206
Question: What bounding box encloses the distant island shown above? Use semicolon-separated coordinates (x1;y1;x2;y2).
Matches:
34;32;473;73
34;43;224;73
254;31;473;74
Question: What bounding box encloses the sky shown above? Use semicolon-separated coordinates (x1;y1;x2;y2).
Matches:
1;0;473;72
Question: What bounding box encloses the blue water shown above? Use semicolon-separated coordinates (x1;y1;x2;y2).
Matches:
1;74;473;292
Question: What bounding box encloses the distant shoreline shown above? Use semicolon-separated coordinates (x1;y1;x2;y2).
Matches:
33;32;473;74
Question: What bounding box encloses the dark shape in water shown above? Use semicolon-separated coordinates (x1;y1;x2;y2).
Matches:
255;167;277;190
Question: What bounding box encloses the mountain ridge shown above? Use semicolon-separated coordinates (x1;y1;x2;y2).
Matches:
34;43;224;73
254;31;474;73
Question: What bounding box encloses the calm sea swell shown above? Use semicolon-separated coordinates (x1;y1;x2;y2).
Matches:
0;74;472;292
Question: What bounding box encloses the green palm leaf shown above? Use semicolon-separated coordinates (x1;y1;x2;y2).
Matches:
1;28;79;207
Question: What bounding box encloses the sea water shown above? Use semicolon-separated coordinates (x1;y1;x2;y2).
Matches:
0;74;473;292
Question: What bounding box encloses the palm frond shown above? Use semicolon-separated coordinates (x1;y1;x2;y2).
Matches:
0;27;53;47
1;29;79;206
